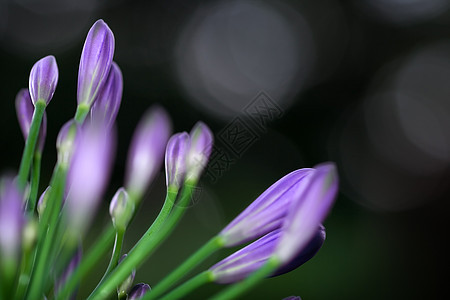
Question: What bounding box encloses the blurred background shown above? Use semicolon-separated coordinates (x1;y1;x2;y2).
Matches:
0;0;449;299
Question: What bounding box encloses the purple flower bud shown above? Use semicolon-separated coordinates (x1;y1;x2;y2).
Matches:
29;55;58;105
186;121;213;182
219;169;314;247
125;106;171;198
128;283;151;300
77;19;115;107
66;121;115;234
117;254;136;297
37;186;51;218
283;297;301;300
165;132;190;190
109;187;134;231
275;163;338;264
210;226;325;284
90;62;123;128
16;89;48;153
55;246;82;299
0;176;25;258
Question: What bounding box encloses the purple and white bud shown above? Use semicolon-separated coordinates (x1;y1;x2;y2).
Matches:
186;122;213;183
117;254;136;297
128;283;151;300
109;188;134;231
219;169;314;247
283;297;301;300
90;62;123;128
65;121;115;235
210;226;325;284
275;163;338;264
29;55;58;106
125;106;171;199
37;186;51;218
15;89;48;153
77;19;115;107
165;132;190;191
0;176;25;259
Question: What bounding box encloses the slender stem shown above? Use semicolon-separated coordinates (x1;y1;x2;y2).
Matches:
93;229;125;290
17;100;46;190
88;183;196;300
14;240;36;300
210;257;280;300
27;151;42;213
160;271;213;300
74;103;90;124
55;225;116;300
25;164;67;300
144;236;224;300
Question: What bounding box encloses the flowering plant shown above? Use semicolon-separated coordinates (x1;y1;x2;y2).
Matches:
0;19;339;300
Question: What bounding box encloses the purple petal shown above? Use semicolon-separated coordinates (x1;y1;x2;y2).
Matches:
186;121;214;182
125;106;172;198
219;168;314;247
29;55;58;105
275;163;338;264
66;120;116;234
210;226;324;284
0;176;25;258
283;297;301;300
77;19;115;107
90;61;123;128
15;89;33;139
165;132;190;189
128;283;151;300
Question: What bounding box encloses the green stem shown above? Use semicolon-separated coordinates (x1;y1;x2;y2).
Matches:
27;151;42;213
160;271;213;300
25;164;67;300
210;257;280;300
17;100;46;190
55;225;116;300
74;103;90;124
87;183;196;300
14;242;35;300
144;236;224;300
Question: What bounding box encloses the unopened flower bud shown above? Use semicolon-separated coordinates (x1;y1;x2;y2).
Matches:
186;121;213;183
165;132;190;191
37;186;51;218
22;217;38;252
56;120;79;167
128;283;151;300
29;55;58;106
109;188;134;231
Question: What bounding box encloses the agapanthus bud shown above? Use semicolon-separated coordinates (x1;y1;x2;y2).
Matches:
128;283;151;300
125;106;171;198
15;89;48;153
37;186;51;218
210;226;325;284
275;163;338;264
22;217;38;252
283;296;301;300
109;188;134;231
56;120;79;167
219;169;314;247
29;55;58;105
0;176;24;259
77;19;115;107
165;132;190;191
186;122;213;182
55;246;82;298
90;62;123;128
66;121;115;235
117;254;136;297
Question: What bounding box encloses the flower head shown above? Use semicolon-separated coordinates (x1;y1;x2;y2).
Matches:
90;61;123;128
219;168;314;247
109;187;134;231
77;19;115;107
274;163;338;264
165;132;190;191
186;121;213;183
128;283;151;300
29;55;59;105
125;106;171;199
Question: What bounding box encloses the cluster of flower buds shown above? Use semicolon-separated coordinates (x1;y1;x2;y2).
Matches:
0;17;339;300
